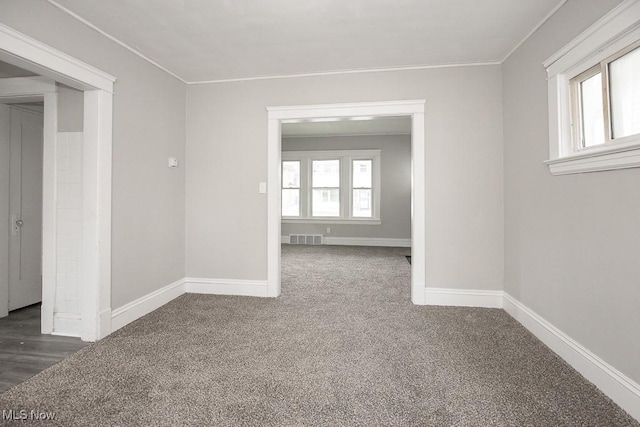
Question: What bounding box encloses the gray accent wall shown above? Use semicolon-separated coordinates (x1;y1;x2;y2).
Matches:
502;0;639;384
0;1;187;309
186;66;504;290
282;135;411;240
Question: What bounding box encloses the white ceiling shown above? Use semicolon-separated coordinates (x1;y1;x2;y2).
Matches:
50;0;564;83
282;116;411;138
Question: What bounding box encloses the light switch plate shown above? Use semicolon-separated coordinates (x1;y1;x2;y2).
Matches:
259;182;267;193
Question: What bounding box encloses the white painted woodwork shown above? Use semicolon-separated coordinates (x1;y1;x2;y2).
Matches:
8;108;44;311
53;132;83;336
0;23;115;341
267;100;426;303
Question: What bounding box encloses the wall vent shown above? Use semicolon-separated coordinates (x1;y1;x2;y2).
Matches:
289;234;323;245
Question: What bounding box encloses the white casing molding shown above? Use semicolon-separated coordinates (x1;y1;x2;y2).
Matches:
0;23;115;93
0;23;115;342
52;313;82;338
185;278;269;297
425;288;504;308
267;100;427;304
111;278;186;333
504;293;640;421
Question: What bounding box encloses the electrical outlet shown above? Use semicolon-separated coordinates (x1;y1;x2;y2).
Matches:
326;227;331;234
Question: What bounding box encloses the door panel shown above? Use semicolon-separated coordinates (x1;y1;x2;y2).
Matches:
8;108;43;311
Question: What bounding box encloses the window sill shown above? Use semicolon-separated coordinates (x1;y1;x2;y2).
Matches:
282;218;381;225
545;140;640;175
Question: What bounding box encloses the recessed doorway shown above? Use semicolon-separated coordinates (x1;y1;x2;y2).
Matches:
267;100;426;304
280;115;413;299
0;23;115;341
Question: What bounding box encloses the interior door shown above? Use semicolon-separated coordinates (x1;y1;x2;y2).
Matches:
8;107;43;311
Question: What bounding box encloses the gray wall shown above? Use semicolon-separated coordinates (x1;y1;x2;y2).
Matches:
282;135;411;240
502;0;639;384
186;66;504;290
57;84;83;132
0;1;187;309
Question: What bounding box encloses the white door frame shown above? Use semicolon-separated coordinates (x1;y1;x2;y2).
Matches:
266;100;427;304
0;23;116;341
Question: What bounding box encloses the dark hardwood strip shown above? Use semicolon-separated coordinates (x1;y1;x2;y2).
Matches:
0;304;86;392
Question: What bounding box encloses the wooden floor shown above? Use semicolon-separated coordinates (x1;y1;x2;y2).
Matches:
0;304;87;392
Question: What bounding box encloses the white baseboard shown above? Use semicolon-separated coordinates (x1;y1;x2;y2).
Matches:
281;236;411;247
111;278;186;332
185;278;269;297
504;293;640;421
425;288;504;308
52;313;82;338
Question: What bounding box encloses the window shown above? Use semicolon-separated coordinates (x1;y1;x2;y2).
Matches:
545;1;640;175
281;161;300;217
312;160;340;217
281;150;380;223
570;43;640;150
352;160;372;217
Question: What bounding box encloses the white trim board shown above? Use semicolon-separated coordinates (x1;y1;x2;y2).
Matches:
0;23;114;342
52;313;82;338
110;278;269;333
425;288;504;308
504;293;640;421
0;23;115;93
111;278;186;333
185;278;269;297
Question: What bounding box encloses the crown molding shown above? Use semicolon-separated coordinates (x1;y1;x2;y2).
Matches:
501;0;568;63
45;0;572;85
46;0;187;84
187;61;501;85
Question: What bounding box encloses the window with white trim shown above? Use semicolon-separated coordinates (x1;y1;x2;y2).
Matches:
544;1;640;175
570;42;640;151
281;150;381;223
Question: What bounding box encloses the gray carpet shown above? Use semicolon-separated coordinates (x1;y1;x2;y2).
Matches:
0;245;637;426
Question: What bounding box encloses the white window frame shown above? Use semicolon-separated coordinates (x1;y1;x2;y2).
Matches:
544;0;640;175
281;149;381;224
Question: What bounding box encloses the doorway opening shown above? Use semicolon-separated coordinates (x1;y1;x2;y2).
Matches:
279;116;413;299
267;100;426;304
2;99;44;313
0;23;115;341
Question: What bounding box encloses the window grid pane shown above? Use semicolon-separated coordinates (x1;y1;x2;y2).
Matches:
312;160;340;217
609;46;640;139
352;160;372;188
353;189;372;218
312;160;340;188
282;161;300;217
579;73;606;148
282;189;300;217
282;161;300;188
312;189;340;217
